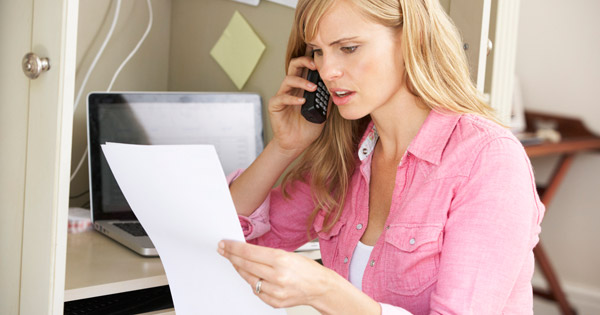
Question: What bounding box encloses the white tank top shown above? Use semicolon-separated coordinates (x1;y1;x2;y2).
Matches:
348;241;374;291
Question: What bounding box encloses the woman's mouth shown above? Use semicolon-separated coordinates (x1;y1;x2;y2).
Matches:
330;89;355;105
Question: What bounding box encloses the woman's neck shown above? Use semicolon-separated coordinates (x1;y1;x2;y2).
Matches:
370;91;430;163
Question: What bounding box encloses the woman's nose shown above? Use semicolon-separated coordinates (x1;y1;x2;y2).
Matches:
318;57;343;82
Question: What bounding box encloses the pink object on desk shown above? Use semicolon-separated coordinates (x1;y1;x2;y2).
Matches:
68;207;93;234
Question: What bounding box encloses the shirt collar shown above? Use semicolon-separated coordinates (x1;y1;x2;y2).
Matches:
406;110;461;165
357;110;461;165
358;121;378;162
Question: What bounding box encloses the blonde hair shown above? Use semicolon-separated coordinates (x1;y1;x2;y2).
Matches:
281;0;499;234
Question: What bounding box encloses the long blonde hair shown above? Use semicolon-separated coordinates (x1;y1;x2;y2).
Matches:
281;0;499;234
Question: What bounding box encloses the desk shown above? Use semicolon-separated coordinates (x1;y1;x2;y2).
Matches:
65;230;321;314
523;111;600;315
65;229;167;302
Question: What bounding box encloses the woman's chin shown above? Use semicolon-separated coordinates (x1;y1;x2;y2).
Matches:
336;106;369;121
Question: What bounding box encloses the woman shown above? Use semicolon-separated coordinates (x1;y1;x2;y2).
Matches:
218;0;544;314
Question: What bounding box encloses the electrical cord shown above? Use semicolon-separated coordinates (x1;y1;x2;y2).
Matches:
70;147;88;182
108;0;153;91
70;0;122;182
73;0;122;112
70;0;154;183
69;189;89;199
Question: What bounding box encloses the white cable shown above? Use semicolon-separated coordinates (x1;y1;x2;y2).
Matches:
107;0;153;91
70;147;88;182
73;0;122;111
70;0;154;183
70;0;122;183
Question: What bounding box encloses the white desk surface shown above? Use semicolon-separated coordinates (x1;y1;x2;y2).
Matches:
65;230;167;301
65;230;320;314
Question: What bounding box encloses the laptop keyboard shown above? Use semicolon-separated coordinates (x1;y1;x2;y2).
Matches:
64;285;173;315
113;222;148;237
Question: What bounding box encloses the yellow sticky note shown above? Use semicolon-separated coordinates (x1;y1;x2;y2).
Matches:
210;11;266;90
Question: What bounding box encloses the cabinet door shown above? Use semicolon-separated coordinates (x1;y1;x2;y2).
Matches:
0;0;34;311
448;0;492;92
0;0;77;314
449;0;522;124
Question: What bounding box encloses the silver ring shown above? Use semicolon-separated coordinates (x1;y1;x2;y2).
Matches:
255;279;263;294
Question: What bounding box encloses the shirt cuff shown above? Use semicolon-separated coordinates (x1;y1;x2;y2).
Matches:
380;303;413;315
227;169;272;240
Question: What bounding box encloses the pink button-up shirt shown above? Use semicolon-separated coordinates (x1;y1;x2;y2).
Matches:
228;110;545;314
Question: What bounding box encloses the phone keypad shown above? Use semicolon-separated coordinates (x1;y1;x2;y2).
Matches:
315;81;329;117
301;70;329;124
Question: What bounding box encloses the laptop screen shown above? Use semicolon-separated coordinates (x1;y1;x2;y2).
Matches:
87;92;263;221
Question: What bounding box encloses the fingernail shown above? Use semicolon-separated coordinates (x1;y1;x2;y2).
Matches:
310;61;316;67
298;97;306;103
218;241;224;249
307;82;316;89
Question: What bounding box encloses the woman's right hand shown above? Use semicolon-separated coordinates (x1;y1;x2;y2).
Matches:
268;56;326;157
229;57;325;215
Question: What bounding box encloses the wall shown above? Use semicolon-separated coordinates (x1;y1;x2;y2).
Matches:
516;0;600;311
168;0;295;143
168;0;454;142
70;0;171;206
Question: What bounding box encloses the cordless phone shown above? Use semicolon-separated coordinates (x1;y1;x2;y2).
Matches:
301;69;330;124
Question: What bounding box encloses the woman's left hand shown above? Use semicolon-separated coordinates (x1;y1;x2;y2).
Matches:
217;240;333;309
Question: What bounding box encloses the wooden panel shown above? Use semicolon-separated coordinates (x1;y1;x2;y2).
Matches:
18;0;78;313
0;0;33;314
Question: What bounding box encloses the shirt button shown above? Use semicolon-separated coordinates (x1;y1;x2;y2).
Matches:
356;223;363;230
386;225;390;230
409;238;416;245
362;148;368;155
344;257;349;264
369;259;375;267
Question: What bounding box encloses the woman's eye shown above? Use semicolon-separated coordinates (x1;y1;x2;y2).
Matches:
341;46;358;53
311;49;323;57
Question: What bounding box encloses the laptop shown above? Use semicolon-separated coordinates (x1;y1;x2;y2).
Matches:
87;92;264;256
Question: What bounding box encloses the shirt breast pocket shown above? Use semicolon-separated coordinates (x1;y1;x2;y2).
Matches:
313;211;345;268
383;224;443;296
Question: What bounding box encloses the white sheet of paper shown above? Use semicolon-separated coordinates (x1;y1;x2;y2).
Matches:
266;0;297;8
101;143;284;315
232;0;260;6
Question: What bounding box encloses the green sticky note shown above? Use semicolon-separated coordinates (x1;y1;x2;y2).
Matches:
210;11;266;90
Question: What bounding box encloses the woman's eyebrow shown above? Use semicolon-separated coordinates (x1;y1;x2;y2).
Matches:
328;36;359;46
307;36;359;47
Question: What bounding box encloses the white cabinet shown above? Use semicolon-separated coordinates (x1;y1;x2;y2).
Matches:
0;0;521;313
0;0;77;314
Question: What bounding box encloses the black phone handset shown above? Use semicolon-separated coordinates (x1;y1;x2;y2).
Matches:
301;69;330;124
